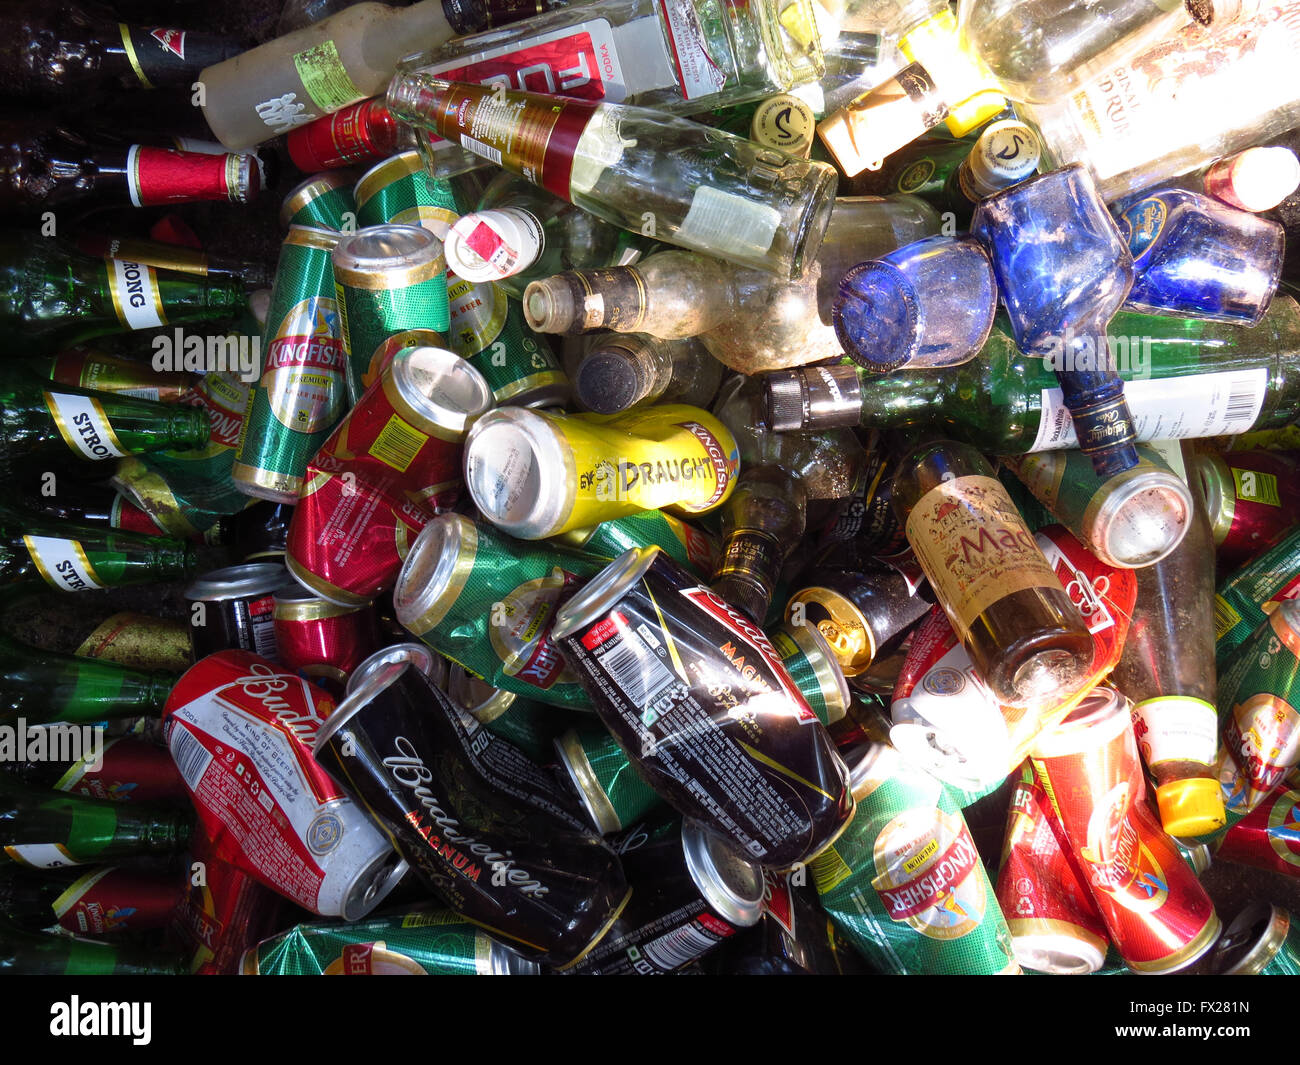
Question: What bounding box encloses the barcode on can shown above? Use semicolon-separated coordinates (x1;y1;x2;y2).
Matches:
460;136;503;165
596;628;678;711
640;917;725;971
171;726;214;791
368;414;427;473
1214;595;1244;642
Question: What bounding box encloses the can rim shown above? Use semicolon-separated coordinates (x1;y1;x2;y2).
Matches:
780;621;850;723
393;514;478;634
783;585;876;676
551;547;659;642
280;173;356;227
345;642;442;697
332;223;447;287
681;820;765;929
448;665;516;722
1087;465;1193;569
184;562;294;601
340;848;410;922
1028;686;1130;760
355;150;425;210
1214;902;1289;975
463;407;575;539
1007;924;1107;975
554;729;623;836
1188;451;1234;547
391;346;494;438
314;654;416;755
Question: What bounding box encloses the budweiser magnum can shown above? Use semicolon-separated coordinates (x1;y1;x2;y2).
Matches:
233;226;347;504
808;743;1019;975
1216;600;1300;821
240;909;541;975
162;651;408;920
564;817;766;975
464;405;740;539
394;513;605;710
185;563;296;660
556;724;667;836
286;346;494;606
1030;687;1222;973
996;766;1109;974
1210;903;1300;975
346;642;447;697
280;172;358;231
272;584;381;689
311;650;630;967
550;547;854;867
354;151;459;235
332;224;451;396
1191;448;1300;567
1215;785;1300;876
1214;524;1300;666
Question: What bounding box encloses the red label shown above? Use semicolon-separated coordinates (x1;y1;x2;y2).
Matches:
268;335;345;370
876;828;981;921
678;422;735;509
62;736;188;803
287;99;395;172
465;220;511;262
582;613;624;650
434;32;608;102
149;28;186;59
697;912;736;937
343;942;377;974
111;495;167;538
892;607;957;703
55;867;179;935
129;146;250;206
762;869;796;937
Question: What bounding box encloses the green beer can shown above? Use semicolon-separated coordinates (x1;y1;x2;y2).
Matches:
448;664;577;764
559;510;719;577
556;724;666;835
810;743;1020;975
1211;903;1300;975
393;513;604;710
355;151;459;235
332;224;451;397
1214;525;1300;667
232;226;346;504
280;172;358;231
240;909;540;974
770;621;850;726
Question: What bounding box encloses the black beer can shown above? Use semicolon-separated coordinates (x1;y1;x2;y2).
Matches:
551;547;854;868
312;646;631;968
564;816;765;975
184;563;297;660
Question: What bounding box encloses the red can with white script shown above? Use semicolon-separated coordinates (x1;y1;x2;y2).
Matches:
162;650;408;920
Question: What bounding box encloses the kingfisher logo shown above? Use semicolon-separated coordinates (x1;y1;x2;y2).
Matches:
268;299;343;370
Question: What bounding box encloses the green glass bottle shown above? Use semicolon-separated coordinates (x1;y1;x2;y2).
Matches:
0;780;190;868
0;918;187;974
0;236;248;351
766;294;1300;452
0;863;181;934
0;364;208;472
0;506;195;594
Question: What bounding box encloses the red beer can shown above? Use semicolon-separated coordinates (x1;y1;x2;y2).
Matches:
272;583;381;688
1216;785;1300;877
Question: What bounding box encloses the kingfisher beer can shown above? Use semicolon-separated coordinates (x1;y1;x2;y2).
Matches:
394;513;605;711
556;725;666;835
1214;525;1300;666
280;172;358;231
560;511;718;577
233;226;347;504
996;766;1109;974
1030;687;1222;973
332;224;451;396
185;563;296;661
311;651;630;967
1216;600;1300;821
162;651;408;920
241;909;541;975
448;665;572;764
272;584;381;689
808;743;1019;975
770;621;850;726
1210;903;1300;975
1191;449;1300;568
465;405;740;540
1216;785;1300;876
354;150;459;235
550;547;854;868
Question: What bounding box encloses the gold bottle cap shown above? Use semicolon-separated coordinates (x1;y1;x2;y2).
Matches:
751;95;817;159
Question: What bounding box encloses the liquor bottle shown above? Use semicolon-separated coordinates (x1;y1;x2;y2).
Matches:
0;780;191;867
286;96;403;172
569;334;723;414
0;238;249;351
1017;2;1300;203
0;2;242;103
765;294;1300;450
0;505;196;594
396;0;826;120
891;438;1094;707
197;0;546;151
0;863;181;933
0;364;208;471
387;78;838;279
0;116;260;212
710;466;808;624
0;919;188;974
444;174;649;296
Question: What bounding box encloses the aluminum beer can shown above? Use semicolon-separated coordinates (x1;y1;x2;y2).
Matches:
770;621;850;726
1215;599;1300;821
448;665;572;764
808;742;1019;975
162;651;409;920
240;909;541;975
354;150;459;235
550;546;854;867
1214;524;1300;666
272;584;381;689
280;172;358;231
232;226;347;503
185;563;297;661
332;224;451;396
556;725;667;835
1215;785;1300;876
1191;448;1300;568
559;510;719;577
394;513;605;710
1210;903;1300;975
346;642;447;697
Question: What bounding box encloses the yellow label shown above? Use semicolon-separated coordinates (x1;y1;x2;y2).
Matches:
905;475;1061;638
369;413;427;473
1007;453;1065;511
810;844;854;894
1214;595;1244;642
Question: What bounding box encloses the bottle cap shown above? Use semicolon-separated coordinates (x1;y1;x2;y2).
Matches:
962;120;1042;200
444;208;545;282
1204;146;1300;213
751;94;817;158
1155;777;1226;837
576;342;655;414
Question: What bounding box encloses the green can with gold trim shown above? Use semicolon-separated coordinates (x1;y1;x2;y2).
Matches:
280;171;358;231
769;621;850;726
232;226;346;504
1214;525;1300;668
332;224;451;398
355;151;459;236
810;743;1020;975
558;510;718;577
448;664;577;764
556;724;666;835
240;909;540;974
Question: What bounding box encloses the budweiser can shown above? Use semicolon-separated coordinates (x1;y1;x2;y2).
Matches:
550;546;854;867
272;584;381;689
280;172;358;231
241;909;541;975
1216;785;1300;876
332;224;451;396
354;150;459;235
311;652;630;967
808;743;1019;975
1191;448;1300;568
559;510;719;577
1211;903;1300;975
996;766;1109;974
286;346;493;605
185;563;296;661
556;724;666;835
1030;687;1222;973
162;651;408;920
1216;600;1300;821
1214;524;1300;666
287;98;399;173
232;226;347;504
346;642;447;697
394;513;604;710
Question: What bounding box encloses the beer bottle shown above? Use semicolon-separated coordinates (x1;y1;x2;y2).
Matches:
71;234;274;291
2;735;187;804
0;863;181;933
710;466;807;625
0;365;207;471
570;334;724;415
0;237;248;351
0;918;188;974
0;505;196;594
0;115;260;212
891;438;1094;707
30;347;194;403
0;780;191;868
0;2;242;103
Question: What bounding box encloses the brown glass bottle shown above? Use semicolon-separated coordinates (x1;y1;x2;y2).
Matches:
890;439;1093;707
710;465;807;624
